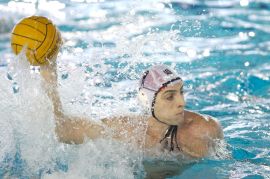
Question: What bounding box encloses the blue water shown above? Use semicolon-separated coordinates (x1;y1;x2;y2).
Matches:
0;0;270;179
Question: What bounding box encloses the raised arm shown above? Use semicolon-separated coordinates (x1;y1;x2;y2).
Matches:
40;60;105;144
40;60;62;117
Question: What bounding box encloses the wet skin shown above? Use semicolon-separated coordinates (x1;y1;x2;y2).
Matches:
154;82;185;126
40;61;223;158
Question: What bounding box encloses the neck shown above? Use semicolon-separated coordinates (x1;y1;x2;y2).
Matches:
146;116;169;139
147;115;186;152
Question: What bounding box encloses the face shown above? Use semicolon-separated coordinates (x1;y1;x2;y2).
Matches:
153;81;185;125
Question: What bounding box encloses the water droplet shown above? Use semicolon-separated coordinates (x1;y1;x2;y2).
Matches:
6;73;13;80
203;49;210;57
61;73;69;79
248;31;255;37
130;10;135;15
226;93;239;102
244;61;250;67
240;0;249;7
94;77;102;85
239;32;248;40
187;49;197;58
12;82;19;93
178;47;187;53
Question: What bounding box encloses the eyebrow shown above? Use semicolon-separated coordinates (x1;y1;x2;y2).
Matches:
163;90;177;95
162;85;183;95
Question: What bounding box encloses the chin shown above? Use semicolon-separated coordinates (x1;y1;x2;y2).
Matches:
176;116;184;125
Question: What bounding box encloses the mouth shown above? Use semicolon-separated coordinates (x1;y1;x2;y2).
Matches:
176;111;184;116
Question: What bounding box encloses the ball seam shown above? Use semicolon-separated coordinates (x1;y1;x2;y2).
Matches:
18;23;46;36
11;33;43;43
38;24;56;60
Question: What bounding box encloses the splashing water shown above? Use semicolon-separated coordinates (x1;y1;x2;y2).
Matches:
1;0;270;178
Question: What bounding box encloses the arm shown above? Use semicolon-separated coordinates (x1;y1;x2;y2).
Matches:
179;112;224;158
40;60;105;144
40;60;145;145
186;119;223;158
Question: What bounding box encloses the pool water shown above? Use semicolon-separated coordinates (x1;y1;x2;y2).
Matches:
0;0;270;178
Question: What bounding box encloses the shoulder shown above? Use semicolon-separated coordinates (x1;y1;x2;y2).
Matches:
183;110;223;139
177;110;223;158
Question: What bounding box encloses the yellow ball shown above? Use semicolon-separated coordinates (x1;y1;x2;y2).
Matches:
10;16;62;66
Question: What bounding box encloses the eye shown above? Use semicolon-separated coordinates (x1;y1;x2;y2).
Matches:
180;89;184;94
166;95;174;101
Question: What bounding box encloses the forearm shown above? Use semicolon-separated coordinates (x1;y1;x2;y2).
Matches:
40;61;106;144
40;61;63;117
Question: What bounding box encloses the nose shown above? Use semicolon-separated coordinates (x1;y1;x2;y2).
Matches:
176;95;185;108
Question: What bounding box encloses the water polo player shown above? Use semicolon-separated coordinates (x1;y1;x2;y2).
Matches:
41;59;223;158
12;16;224;159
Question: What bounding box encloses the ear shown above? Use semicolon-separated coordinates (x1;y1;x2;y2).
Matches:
138;89;150;108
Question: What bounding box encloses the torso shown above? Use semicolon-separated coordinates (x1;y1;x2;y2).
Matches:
102;110;222;158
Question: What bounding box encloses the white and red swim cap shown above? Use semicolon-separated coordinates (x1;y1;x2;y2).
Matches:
138;65;182;112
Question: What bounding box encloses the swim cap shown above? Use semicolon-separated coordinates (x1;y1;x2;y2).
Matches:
138;65;182;113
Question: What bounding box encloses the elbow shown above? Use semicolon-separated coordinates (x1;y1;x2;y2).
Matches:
54;116;104;144
56;135;71;144
55;125;85;145
56;135;84;145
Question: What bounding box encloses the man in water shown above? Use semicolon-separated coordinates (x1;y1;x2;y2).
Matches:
41;57;223;158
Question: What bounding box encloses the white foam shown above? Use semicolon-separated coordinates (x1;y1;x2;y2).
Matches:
0;112;15;162
0;54;146;177
0;63;16;162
